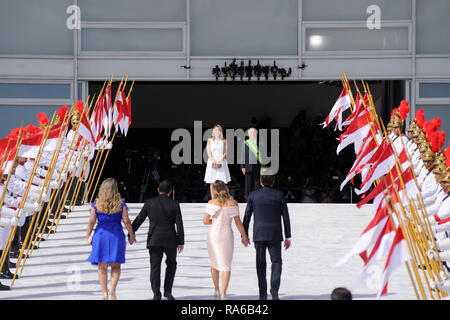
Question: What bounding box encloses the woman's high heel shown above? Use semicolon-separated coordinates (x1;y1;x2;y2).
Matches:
214;289;220;298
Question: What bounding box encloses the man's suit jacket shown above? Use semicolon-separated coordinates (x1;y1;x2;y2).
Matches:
240;140;261;173
243;186;291;242
132;194;184;248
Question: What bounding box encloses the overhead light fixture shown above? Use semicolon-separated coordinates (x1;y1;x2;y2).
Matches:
309;35;323;47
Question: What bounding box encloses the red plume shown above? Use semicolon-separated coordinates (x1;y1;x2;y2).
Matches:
430;131;440;153
415;109;425;129
445;146;450;167
398;100;410;120
10;127;23;137
432;117;441;131
75;100;84;114
57;105;68;121
439;131;447;150
25;123;37;135
423;120;435;138
391;108;398;118
36;112;49;127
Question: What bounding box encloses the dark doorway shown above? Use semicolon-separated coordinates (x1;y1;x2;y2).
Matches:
88;80;405;203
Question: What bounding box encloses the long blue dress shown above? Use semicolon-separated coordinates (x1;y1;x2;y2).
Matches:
87;200;127;265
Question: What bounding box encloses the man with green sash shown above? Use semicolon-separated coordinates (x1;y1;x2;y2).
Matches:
241;128;262;201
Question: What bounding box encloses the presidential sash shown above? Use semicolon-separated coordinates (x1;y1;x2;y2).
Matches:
244;139;263;165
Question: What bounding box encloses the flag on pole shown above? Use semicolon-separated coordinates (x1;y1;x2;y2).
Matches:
377;226;410;298
356;143;396;195
117;92;132;136
91;98;104;144
350;216;396;291
335;201;389;266
322;88;352;130
336;111;372;155
74;100;96;147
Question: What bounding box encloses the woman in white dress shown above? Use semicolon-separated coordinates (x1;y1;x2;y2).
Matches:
204;124;231;196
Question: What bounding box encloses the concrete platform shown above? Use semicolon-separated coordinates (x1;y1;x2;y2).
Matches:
0;203;417;300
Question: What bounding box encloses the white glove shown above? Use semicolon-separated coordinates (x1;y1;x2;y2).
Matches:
50;180;59;189
106;142;113;150
9;216;19;227
33;201;41;212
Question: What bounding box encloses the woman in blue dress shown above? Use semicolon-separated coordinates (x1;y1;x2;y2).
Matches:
86;178;136;300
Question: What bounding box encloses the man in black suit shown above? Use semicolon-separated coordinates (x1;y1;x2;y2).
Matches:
243;170;291;300
241;128;262;201
131;180;184;300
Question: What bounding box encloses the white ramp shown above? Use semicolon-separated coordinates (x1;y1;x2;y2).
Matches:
1;203;416;300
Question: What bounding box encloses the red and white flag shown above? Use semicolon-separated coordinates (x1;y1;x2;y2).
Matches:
91;98;104;144
335;201;389;266
74;100;96;147
117;93;132;136
336;111;372;155
322;88;352;130
341;92;370;129
356;143;396;195
340;129;382;190
102;85;113;138
350;216;396;291
377;226;410;298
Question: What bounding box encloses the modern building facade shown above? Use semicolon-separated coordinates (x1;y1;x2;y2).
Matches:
1;0;449;137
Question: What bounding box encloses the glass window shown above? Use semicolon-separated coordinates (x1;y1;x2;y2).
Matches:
419;83;450;99
416;0;450;54
418;105;450;146
0;83;71;99
305;27;409;52
190;0;298;56
0;105;61;138
78;82;84;101
79;0;186;22
81;28;183;52
302;0;412;21
0;0;73;55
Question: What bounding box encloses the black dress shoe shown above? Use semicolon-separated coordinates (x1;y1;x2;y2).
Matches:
0;271;14;279
270;289;279;300
259;294;267;300
0;282;10;290
62;207;71;213
164;292;175;300
153;294;161;300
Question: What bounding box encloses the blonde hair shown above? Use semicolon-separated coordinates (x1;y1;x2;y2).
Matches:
95;178;123;214
212;124;224;140
211;180;232;206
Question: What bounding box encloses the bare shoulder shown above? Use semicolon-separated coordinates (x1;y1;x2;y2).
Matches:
226;198;238;206
208;199;220;206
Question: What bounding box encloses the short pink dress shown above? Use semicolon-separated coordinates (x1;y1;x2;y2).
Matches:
205;203;240;272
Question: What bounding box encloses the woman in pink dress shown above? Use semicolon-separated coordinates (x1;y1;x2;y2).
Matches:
203;180;249;300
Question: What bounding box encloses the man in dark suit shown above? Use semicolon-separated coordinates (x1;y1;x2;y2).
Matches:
243;170;291;300
131;180;184;300
241;128;262;201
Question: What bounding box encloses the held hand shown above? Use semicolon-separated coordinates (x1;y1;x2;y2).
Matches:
241;235;250;247
284;239;291;250
129;235;136;245
241;168;246;175
177;245;184;254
